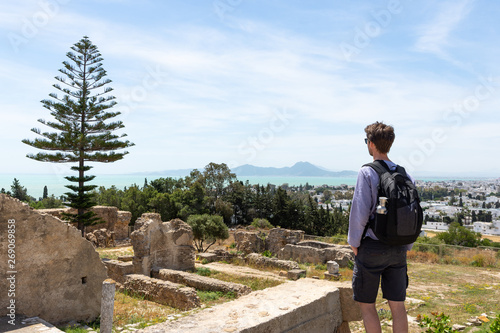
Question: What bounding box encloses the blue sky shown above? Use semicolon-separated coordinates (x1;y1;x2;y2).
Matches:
1;0;499;177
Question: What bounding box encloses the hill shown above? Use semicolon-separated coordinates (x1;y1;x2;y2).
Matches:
232;162;357;177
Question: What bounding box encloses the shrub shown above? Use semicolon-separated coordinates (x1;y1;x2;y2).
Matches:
251;218;274;229
196;267;212;276
262;250;273;258
417;312;457;332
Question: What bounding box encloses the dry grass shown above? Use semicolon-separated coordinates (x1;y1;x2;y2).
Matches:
97;246;134;260
113;289;183;329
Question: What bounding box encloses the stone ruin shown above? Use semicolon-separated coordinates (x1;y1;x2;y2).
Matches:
131;213;195;274
233;228;354;267
38;206;132;247
103;212;252;310
278;240;355;267
0;194;107;324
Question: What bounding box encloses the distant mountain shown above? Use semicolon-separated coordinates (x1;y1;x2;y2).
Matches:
232;162;357;177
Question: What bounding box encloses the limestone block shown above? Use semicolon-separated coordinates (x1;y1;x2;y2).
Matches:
0;194;107;324
86;228;115;248
86;206;118;233
134;278;343;333
324;247;354;268
116;211;132;240
278;244;325;264
123;274;200;310
267;228;304;255
234;231;266;254
245;253;299;271
152;268;251;297
330;281;362;322
102;259;134;284
131;214;195;274
287;269;306;280
197;252;218;263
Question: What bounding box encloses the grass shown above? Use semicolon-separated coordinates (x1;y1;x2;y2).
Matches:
207;270;284;291
97;246;134;260
197;290;237;306
112;289;182;330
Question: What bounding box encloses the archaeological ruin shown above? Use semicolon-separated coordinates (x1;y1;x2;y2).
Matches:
0;194;108;324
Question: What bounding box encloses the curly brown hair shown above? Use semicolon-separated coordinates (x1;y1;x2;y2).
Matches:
365;122;395;154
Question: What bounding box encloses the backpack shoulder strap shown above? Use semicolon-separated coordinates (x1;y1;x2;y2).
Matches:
363;160;390;177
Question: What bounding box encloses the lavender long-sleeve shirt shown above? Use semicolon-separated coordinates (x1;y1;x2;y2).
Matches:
348;160;414;251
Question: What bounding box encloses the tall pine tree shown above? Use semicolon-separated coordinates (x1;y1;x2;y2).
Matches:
23;36;134;236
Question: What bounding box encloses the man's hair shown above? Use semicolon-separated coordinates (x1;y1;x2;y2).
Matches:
365;122;395;154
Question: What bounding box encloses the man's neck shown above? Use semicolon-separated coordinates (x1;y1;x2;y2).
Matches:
372;152;390;162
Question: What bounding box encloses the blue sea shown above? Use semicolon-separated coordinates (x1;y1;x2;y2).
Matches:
0;174;359;198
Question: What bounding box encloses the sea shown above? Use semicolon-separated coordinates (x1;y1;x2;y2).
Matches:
1;173;494;199
0;174;359;198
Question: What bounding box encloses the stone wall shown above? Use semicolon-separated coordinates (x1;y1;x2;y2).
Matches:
37;206;131;242
0;194;108;324
278;241;354;267
116;210;132;239
233;231;266;255
267;228;304;255
245;253;299;271
152;268;251;297
123;274;200;310
131;213;195;275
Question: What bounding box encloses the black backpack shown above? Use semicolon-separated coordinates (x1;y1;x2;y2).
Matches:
362;160;423;246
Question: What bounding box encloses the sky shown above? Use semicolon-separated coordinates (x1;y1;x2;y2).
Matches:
1;0;500;178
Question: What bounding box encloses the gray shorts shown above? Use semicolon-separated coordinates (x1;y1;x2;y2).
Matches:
352;237;408;303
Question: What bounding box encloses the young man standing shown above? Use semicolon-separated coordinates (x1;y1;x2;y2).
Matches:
348;122;413;333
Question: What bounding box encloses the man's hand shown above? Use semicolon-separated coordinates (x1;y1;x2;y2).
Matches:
351;246;358;256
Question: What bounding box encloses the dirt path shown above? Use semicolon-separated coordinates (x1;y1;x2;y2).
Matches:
196;262;288;282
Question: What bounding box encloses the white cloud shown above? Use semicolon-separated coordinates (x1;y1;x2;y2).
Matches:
414;0;475;58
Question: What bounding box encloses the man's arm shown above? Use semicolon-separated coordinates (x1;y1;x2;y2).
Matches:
348;167;375;252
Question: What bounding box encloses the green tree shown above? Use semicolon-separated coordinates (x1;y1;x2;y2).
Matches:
322;189;333;202
201;163;236;213
43;185;48;199
22;36;133;236
187;214;229;252
11;178;29;201
437;222;481;247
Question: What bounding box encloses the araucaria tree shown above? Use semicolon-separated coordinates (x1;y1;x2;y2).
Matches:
23;36;133;236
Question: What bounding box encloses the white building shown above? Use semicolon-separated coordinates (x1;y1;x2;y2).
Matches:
422;221;449;231
472;221;500;235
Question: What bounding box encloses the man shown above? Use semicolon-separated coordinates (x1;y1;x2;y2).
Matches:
348;121;413;333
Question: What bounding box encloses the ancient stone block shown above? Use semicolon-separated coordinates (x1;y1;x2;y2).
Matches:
123;274;200;310
101;259;134;285
152;268;251;297
278;244;325;264
116;210;132;239
86;206;118;234
0;194;107;324
331;281;362;322
267;228;304;255
323;247;354;268
86;228;115;248
233;231;266;254
246;253;299;271
131;214;195;275
196;252;218;263
287;269;307;280
134;278;343;333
